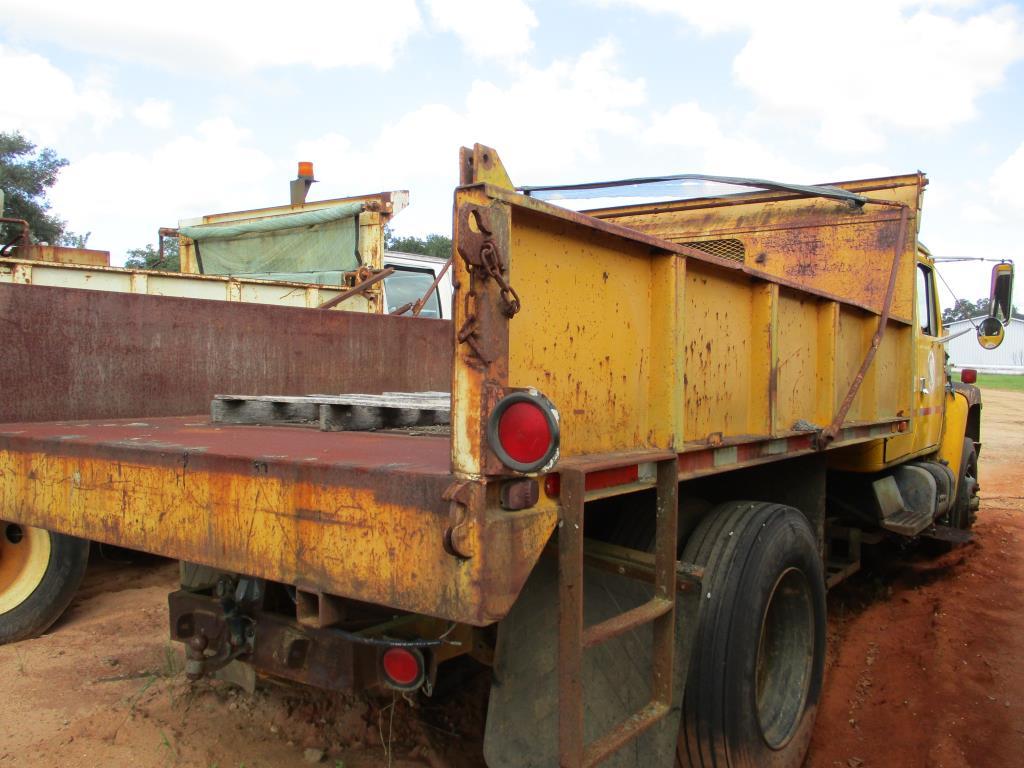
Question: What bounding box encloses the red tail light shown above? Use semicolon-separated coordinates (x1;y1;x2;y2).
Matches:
380;647;425;690
487;390;560;473
960;368;978;384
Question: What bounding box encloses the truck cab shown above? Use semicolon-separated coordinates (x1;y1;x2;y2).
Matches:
382;251;453;319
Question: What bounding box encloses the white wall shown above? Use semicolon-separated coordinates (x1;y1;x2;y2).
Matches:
945;317;1024;372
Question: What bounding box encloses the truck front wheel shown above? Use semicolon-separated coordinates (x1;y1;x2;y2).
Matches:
0;523;89;644
678;501;826;768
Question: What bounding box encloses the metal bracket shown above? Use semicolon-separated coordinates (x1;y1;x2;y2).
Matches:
443;481;477;559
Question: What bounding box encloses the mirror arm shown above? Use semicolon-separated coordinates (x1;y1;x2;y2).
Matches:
938;326;975;343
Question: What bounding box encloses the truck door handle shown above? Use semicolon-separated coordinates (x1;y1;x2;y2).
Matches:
919;377;929;395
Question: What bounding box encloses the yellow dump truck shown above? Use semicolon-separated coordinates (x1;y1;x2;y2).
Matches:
0;145;1015;768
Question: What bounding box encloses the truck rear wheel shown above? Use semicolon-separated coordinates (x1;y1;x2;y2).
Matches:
678;501;826;768
0;522;89;644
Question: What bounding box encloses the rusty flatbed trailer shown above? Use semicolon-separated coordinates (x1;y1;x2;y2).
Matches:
0;145;1012;768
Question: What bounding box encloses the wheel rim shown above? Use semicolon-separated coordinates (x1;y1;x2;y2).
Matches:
755;567;814;750
0;522;52;615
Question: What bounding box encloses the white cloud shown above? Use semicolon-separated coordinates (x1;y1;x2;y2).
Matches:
133;98;172;130
962;202;1001;223
596;1;1024;152
643;101;811;180
51;118;276;261
0;0;422;72
990;141;1024;212
919;145;1023;304
293;40;646;235
426;0;537;59
0;45;121;143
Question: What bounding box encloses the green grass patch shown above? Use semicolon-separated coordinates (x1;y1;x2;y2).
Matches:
973;372;1024;392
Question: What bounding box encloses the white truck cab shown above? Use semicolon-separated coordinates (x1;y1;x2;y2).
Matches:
382;251;453;320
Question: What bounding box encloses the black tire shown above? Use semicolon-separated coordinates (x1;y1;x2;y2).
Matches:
949;438;979;530
677;501;826;768
926;438;979;555
0;523;90;645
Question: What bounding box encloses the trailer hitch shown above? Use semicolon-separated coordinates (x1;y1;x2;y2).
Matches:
183;576;259;681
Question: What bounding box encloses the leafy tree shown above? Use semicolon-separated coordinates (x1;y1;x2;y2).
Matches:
942;298;986;324
60;231;91;248
385;228;452;260
942;297;1022;324
124;238;180;271
0;131;68;245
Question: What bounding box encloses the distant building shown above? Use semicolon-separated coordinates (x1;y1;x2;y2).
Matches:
944;317;1024;373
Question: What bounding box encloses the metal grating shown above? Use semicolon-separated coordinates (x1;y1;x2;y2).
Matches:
680;238;746;263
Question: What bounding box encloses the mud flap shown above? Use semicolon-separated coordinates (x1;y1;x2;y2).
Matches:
484;553;697;768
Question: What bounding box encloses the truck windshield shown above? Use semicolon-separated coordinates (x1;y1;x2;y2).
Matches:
384;267;441;318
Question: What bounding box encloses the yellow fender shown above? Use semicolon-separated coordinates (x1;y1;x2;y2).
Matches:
936;389;971;492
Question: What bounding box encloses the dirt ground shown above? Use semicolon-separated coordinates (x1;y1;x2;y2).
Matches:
1;391;1022;768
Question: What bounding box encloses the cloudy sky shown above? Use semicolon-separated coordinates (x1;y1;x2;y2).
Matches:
2;0;1022;302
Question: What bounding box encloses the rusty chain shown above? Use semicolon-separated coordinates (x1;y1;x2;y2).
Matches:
478;239;521;318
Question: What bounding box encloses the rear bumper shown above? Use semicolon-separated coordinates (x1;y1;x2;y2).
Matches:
0;416;557;625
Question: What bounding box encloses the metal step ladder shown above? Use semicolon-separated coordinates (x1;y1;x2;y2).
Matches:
557;453;683;768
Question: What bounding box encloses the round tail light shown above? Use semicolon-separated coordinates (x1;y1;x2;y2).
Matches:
487;390;560;473
380;647;426;691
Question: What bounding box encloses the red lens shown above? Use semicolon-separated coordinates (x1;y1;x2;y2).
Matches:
498;401;552;465
960;368;977;384
544;473;561;498
381;648;421;687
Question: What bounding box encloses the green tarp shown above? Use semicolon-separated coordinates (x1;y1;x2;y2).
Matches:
179;203;363;277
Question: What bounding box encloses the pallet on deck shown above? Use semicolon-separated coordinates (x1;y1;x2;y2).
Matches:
211;392;451;432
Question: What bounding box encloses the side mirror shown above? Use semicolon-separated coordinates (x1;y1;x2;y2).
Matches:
989;261;1014;324
977;316;1005;350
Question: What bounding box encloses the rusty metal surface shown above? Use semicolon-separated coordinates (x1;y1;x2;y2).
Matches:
9;243;112;267
0;283;451;423
0;415;556;626
317;266;394;309
557;458;678;767
589;174;924;323
820;203;910;446
480;183;702;260
169;589;362;692
450;191;513;477
0;217;30;255
156;227;178;268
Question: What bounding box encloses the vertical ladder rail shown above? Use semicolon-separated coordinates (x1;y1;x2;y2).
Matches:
558;458;679;768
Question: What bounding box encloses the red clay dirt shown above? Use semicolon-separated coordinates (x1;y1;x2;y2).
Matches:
0;390;1021;768
807;389;1024;768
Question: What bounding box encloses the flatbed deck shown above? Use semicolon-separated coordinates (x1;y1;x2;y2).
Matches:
0;416;553;625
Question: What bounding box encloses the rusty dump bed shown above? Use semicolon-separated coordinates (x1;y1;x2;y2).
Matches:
0;145;929;630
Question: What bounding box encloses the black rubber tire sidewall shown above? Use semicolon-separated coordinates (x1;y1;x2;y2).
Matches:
678;502;826;768
952;438;978;530
0;529;90;645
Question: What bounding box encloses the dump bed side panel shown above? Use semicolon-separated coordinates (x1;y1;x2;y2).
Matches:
0;283;451;423
589;175;923;325
452;182;916;474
